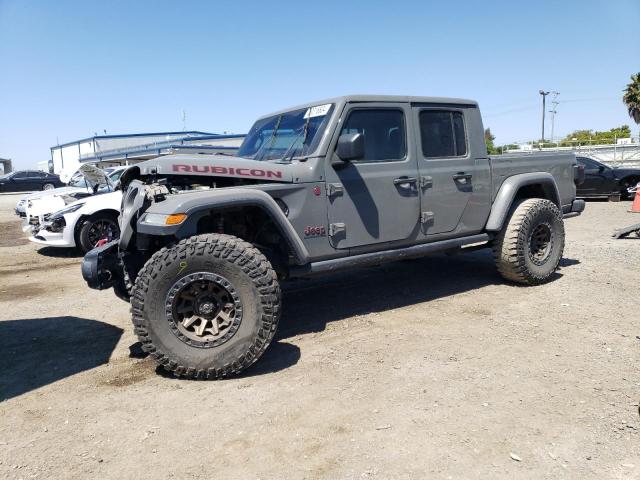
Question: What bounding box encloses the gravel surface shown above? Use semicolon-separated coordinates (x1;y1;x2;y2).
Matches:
0;193;638;479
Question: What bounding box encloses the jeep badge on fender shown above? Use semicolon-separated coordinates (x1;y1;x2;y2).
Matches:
304;225;326;237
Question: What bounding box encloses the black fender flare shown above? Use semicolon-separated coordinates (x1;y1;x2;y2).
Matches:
485;172;561;231
137;188;310;265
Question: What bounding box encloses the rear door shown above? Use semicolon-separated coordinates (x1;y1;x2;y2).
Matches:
325;104;420;249
414;107;476;234
31;171;47;189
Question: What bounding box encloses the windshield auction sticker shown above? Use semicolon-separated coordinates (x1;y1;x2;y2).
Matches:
304;104;332;119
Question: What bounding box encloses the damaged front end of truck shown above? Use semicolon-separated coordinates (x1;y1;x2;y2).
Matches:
81;153;299;301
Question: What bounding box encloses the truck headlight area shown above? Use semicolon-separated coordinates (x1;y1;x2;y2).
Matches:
142;213;187;226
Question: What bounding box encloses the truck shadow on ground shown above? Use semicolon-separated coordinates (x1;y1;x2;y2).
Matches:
0;317;123;401
36;246;84;258
131;339;301;379
137;250;579;380
150;340;302;380
276;250;580;341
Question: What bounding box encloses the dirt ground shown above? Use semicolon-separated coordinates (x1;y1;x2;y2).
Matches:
0;193;638;480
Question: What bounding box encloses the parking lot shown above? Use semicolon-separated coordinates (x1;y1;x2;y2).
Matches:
0;192;638;479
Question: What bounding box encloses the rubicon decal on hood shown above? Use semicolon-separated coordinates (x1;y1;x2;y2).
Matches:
172;164;283;179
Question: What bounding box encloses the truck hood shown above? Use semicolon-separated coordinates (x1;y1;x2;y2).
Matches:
121;154;294;185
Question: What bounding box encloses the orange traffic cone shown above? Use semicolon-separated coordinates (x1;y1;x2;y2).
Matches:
631;182;640;213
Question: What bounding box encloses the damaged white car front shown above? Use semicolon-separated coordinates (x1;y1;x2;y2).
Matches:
29;200;88;247
26;164;124;252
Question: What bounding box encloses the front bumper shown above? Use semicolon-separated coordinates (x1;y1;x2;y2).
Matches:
29;233;75;248
27;216;75;248
81;240;122;290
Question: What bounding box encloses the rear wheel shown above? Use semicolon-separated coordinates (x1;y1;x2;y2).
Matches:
78;212;120;253
130;234;281;379
492;198;565;285
42;183;55;191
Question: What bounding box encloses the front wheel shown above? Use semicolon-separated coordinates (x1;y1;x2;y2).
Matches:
78;213;120;253
130;234;281;379
492;198;565;285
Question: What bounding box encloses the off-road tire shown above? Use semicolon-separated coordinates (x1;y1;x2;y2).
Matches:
130;234;281;379
78;212;120;253
492;198;565;285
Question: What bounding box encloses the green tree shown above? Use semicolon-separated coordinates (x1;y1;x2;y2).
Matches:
558;126;632;146
623;72;640;124
485;128;497;154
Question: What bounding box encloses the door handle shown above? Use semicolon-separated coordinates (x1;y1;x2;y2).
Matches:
393;177;417;186
452;172;472;183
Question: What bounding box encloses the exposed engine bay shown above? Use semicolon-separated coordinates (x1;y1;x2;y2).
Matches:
118;171;292;287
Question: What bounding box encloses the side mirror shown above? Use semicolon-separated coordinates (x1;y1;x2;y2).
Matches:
598;165;605;173
336;133;365;161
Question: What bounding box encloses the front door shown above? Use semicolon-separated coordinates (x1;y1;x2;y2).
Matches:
414;107;477;235
577;157;613;195
11;172;35;191
325;105;420;249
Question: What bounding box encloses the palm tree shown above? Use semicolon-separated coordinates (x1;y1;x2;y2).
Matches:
623;72;640;124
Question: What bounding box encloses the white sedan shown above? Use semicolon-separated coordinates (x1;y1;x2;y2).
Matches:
28;190;123;252
15;166;126;217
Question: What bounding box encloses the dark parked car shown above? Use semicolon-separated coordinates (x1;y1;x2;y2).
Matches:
0;170;64;192
576;157;640;200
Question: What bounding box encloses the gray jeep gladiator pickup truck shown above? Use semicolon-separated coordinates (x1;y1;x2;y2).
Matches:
82;95;585;378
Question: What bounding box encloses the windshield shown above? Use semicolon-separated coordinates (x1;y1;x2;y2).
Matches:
108;169;125;181
0;172;15;180
237;103;334;162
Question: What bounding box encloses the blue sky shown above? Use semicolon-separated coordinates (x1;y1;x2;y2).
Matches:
1;0;639;169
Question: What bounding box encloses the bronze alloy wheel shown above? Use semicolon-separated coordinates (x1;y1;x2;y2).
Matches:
165;272;243;348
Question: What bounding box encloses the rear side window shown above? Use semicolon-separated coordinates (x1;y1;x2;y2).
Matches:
340;109;406;162
419;110;467;158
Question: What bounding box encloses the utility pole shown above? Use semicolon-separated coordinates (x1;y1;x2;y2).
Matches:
548;92;560;145
539;90;550;146
182;110;187;131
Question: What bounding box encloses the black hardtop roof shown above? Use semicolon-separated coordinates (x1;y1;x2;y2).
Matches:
259;95;478;119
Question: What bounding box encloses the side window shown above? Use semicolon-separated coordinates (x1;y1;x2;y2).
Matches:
13;172;28;179
419;110;467;158
452;112;467;156
340;109;406;162
578;158;597;170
